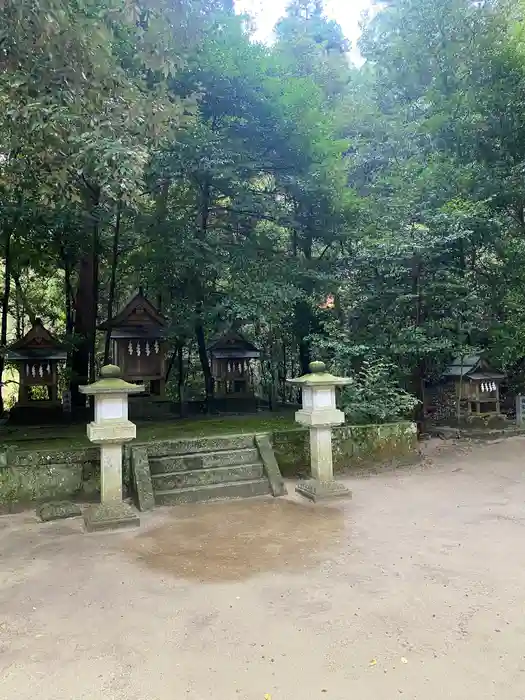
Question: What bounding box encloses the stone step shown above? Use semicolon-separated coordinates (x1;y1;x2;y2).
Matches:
151;463;265;491
155;479;271;506
144;434;256;458
149;448;260;474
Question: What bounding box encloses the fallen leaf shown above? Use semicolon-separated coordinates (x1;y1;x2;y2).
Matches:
369;659;377;666
264;695;271;700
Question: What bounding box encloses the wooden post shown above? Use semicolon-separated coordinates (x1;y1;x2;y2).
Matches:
517;395;525;426
19;367;28;405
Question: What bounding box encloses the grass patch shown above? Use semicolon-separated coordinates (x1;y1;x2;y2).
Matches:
0;413;297;452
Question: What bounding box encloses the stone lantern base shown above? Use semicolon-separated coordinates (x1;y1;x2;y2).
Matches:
83;502;140;533
296;479;351;503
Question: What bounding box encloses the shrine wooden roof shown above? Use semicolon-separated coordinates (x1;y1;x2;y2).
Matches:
209;330;260;359
98;290;166;338
444;355;505;380
5;320;67;361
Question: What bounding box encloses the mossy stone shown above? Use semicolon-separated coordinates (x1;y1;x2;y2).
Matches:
37;501;82;522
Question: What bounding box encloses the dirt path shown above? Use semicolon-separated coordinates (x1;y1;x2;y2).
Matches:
1;437;525;699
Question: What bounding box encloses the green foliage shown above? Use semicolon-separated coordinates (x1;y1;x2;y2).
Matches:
5;0;525;424
340;360;421;425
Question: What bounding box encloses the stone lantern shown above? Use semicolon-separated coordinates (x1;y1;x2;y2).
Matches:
80;364;144;532
287;361;352;502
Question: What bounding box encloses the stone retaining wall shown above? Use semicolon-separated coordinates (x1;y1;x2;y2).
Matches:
0;421;417;505
0;446;101;506
272;421;418;478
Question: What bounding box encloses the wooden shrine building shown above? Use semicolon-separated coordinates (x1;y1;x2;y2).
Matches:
5;319;67;410
443;354;506;418
209;331;260;410
98;291;167;396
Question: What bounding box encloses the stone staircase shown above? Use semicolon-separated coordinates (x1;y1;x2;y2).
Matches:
147;435;277;506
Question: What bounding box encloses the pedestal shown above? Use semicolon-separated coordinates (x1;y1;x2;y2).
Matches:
295;425;351;502
83;443;140;532
296;479;351;502
83;502;140;532
101;443;123;503
310;426;334;481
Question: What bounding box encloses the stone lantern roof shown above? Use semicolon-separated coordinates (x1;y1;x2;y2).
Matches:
287;361;352;387
79;365;145;396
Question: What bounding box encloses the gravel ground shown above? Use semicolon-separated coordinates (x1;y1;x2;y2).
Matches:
1;437;525;699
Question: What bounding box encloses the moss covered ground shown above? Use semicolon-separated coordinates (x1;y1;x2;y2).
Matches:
0;413;297;452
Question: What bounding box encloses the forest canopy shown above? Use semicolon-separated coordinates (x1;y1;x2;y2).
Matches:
1;0;524;420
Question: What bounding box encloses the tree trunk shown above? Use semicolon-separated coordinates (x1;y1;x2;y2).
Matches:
280;341;287;404
71;182;100;405
64;257;74;337
104;197;122;364
195;305;213;410
12;273;36;325
411;254;425;435
176;343;186;417
71;255;93;405
0;227;12;414
89;186;100;382
293;218;317;376
14;283;22;340
193;176;214;410
298;339;311;376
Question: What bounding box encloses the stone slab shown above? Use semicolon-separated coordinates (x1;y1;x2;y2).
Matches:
131;446;155;511
255;434;287;497
83;502;140;533
152;463;264;491
87;420;136;444
37;501;82;522
149;448;260;475
144;434;255;457
155;479;270;505
295;479;351;503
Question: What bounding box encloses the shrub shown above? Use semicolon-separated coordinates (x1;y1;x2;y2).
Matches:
339;359;420;425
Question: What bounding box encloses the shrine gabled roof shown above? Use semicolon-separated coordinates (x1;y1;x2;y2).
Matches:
98;290;166;332
444;354;506;379
444;356;479;377
5;348;67;361
467;371;506;381
4;320;67;361
209;330;260;358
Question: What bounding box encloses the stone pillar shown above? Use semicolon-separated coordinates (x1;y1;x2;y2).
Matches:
310;426;334;482
287;361;352;502
100;443;124;503
50;375;58;403
80;364;144;532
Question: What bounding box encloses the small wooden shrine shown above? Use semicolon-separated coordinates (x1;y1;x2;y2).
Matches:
5;319;67;406
444;355;506;417
209;330;260;400
98;290;167;396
